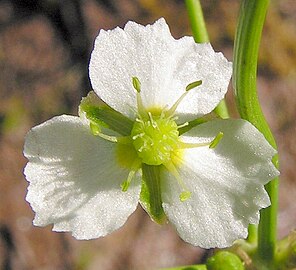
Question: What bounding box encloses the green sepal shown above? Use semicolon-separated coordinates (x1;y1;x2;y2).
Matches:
79;91;133;136
140;164;166;224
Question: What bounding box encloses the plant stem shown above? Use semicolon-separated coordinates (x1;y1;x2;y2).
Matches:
185;0;229;118
247;224;257;244
233;0;279;265
185;0;209;42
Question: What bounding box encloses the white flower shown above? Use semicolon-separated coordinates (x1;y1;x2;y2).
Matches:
24;18;278;248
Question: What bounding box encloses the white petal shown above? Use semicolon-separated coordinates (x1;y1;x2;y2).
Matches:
170;39;232;122
162;119;279;248
89;18;232;122
24;115;141;239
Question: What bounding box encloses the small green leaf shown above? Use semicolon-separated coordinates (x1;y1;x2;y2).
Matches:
79;91;134;136
140;164;166;224
185;80;202;92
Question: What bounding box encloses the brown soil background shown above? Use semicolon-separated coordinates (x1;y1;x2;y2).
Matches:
0;0;295;269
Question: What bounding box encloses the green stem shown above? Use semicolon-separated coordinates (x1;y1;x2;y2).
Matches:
185;0;229;118
233;0;279;265
185;0;209;42
247;224;257;244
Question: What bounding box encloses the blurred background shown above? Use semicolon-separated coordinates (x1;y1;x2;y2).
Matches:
0;0;295;269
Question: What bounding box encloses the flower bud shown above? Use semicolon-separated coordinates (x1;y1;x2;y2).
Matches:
206;251;244;270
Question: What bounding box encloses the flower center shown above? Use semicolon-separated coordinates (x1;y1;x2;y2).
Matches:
131;112;179;166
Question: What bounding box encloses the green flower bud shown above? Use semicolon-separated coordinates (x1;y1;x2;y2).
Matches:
206;251;244;270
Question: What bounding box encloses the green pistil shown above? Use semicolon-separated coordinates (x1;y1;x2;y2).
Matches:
131;112;179;166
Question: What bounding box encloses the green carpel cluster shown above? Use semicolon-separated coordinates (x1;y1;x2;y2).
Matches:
131;113;179;166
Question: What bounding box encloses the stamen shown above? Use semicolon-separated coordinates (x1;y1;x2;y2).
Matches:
209;132;224;149
90;123;118;142
132;133;145;140
148;112;158;129
137;92;147;118
120;159;141;192
163;161;192;202
135;118;144;123
132;77;147;118
170;116;179;121
96;133;118;143
178;111;219;135
165;91;188;117
179;141;212;149
160;109;166;119
179;132;224;149
90;123;131;144
177;122;189;129
165;79;202;117
121;170;136;192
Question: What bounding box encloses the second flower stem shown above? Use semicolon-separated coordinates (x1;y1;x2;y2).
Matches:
233;0;279;265
185;0;229;119
185;0;209;42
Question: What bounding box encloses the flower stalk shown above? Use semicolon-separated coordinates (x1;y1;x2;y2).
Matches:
233;0;279;265
185;0;209;43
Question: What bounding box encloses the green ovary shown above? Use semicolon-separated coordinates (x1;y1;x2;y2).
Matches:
131;114;179;165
